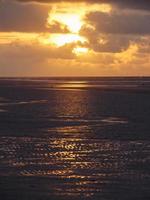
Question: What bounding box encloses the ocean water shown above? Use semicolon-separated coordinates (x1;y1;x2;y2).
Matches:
0;77;150;200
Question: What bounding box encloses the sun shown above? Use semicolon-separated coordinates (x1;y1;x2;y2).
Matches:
47;11;85;47
43;3;112;54
46;12;87;53
48;13;83;34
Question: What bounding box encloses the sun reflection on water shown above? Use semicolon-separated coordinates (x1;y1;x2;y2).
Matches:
50;86;91;119
0;135;149;198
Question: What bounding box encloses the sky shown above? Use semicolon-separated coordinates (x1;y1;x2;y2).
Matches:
0;0;150;76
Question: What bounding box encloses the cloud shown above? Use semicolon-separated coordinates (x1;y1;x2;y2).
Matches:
0;41;75;63
0;39;77;76
85;11;150;35
0;0;50;32
80;27;132;53
0;0;150;76
79;9;150;53
1;0;150;34
115;44;139;64
16;0;150;11
0;38;150;76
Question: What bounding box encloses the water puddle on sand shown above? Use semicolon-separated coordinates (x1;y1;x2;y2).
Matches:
101;117;128;124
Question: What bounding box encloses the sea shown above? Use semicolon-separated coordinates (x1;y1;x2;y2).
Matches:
0;77;150;200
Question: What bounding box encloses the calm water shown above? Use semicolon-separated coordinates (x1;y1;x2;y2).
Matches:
0;77;150;200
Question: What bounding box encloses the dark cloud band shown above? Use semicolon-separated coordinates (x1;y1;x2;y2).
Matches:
85;11;150;35
0;1;49;32
17;0;150;11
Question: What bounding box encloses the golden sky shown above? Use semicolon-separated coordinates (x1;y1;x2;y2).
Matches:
0;0;150;76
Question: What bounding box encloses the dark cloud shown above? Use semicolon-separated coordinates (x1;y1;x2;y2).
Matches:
80;24;140;53
80;29;132;52
85;11;150;35
16;0;150;11
0;0;71;33
80;9;150;53
0;0;50;32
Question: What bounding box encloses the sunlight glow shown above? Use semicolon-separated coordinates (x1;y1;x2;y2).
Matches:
73;47;89;55
0;32;38;44
48;13;83;33
46;3;111;47
42;34;86;47
47;3;111;34
115;44;139;64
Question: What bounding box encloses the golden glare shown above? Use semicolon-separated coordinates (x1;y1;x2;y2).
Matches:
73;47;89;55
48;13;83;33
42;34;86;47
0;32;39;44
